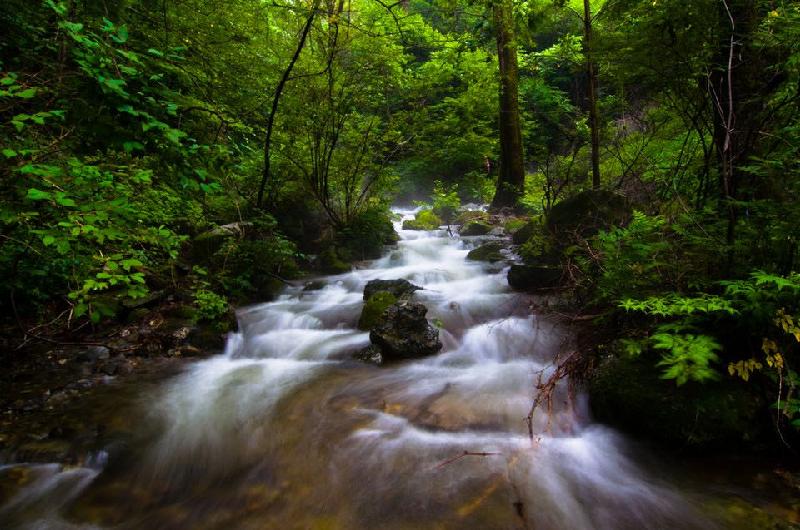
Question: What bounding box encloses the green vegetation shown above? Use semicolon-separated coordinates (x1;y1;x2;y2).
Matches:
2;0;800;453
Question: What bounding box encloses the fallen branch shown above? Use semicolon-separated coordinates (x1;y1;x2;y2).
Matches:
434;450;501;470
525;350;581;439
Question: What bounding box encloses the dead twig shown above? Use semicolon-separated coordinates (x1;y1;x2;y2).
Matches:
433;450;501;471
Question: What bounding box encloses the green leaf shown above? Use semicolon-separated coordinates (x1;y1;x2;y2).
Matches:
112;24;129;44
55;195;77;207
147;48;164;57
42;235;56;246
123;141;144;152
26;188;52;201
2;149;17;158
15;88;37;99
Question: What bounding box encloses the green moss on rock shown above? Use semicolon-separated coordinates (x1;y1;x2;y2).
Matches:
402;209;442;230
460;221;492;236
467;242;506;262
358;291;398;330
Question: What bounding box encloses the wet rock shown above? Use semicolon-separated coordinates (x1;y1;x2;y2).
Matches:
354;344;383;364
303;280;326;291
460;221;492;236
507;264;562;291
369;301;442;361
79;346;110;363
466;242;506;262
363;279;421;301
186;326;226;351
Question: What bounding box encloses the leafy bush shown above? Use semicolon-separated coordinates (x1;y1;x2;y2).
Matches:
431;180;460;223
337;205;397;260
193;288;229;322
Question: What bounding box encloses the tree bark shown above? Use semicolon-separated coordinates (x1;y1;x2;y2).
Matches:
490;0;525;209
583;0;601;190
257;0;319;209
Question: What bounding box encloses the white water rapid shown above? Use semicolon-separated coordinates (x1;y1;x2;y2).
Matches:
1;207;717;529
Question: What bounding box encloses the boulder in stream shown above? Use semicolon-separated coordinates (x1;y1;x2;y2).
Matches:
466;242;506;262
363;279;421;301
459;220;492;236
367;301;442;362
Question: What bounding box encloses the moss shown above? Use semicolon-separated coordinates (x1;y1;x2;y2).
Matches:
510;218;540;245
318;247;351;274
504;217;527;235
460;220;492;236
357;291;397;330
466;242;505;262
402;209;442;230
454;210;488;225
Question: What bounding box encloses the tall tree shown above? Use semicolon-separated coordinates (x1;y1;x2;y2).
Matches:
490;0;526;209
257;0;320;209
582;0;601;189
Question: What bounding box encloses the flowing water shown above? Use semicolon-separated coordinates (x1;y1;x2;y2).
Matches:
0;208;785;529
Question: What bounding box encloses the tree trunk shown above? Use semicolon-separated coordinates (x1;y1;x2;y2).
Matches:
708;0;761;273
257;0;319;209
583;0;601;190
490;0;525;209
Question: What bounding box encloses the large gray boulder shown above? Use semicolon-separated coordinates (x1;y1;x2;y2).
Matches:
368;301;442;362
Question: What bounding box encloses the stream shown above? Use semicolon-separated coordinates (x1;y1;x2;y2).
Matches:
0;207;793;529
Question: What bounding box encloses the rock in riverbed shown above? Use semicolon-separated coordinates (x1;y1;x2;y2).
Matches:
363;300;442;363
362;279;421;301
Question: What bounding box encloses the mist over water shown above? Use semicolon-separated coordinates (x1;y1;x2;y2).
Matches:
1;208;715;529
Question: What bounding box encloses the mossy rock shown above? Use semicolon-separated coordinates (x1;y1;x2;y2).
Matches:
511;219;540;245
454;210;489;225
318;247;351;274
363;279;421;301
547;190;631;238
358;291;398;331
460;221;492;236
466;242;506;262
504;218;528;235
189;222;249;262
402;209;442;230
507;264;562;291
588;352;766;449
